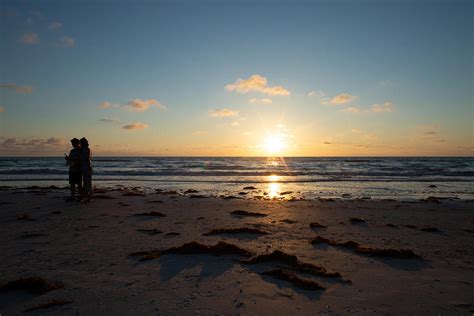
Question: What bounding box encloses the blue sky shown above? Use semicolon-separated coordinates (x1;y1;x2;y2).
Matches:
0;0;472;156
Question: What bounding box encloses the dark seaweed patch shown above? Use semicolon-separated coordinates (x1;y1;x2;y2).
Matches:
420;227;441;233
230;210;267;217
24;300;72;312
203;227;268;236
136;228;162;235
349;217;366;224
243;186;257;190
0;277;63;294
134;211;166;217
242;250;346;280
261;269;325;291
309;222;327;229
280;219;298;224
311;236;420;259
129;241;253;261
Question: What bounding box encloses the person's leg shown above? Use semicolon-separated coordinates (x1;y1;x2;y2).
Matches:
69;172;75;198
82;172;92;201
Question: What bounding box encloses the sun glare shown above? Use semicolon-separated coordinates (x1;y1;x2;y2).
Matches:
263;134;286;155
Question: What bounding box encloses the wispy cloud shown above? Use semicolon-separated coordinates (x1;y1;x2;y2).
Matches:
1;83;33;93
122;122;149;130
98;101;119;109
416;124;445;142
99;99;166;112
127;98;166;111
249;98;273;104
371;101;393;112
0;105;5;113
99;117;121;123
59;36;75;48
329;93;357;105
309;90;356;106
49;22;62;30
0;137;66;151
19;32;39;45
226;74;290;96
340;107;360;113
209;108;239;117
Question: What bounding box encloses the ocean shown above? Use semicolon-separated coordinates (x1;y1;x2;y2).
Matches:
0;157;473;200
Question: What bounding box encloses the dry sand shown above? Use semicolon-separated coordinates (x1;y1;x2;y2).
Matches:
0;187;473;315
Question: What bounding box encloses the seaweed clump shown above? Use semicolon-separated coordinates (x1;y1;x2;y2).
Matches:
0;277;63;295
349;217;366;224
129;241;253;261
420;227;441;233
230;210;267;217
134;211;166;217
261;269;325;291
242;250;347;280
203;227;268;236
311;236;420;259
309;222;327;229
24;300;73;312
136;228;162;235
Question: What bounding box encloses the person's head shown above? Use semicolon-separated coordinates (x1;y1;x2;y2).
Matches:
70;138;80;149
80;137;89;148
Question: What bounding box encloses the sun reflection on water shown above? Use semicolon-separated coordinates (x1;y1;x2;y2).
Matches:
267;175;280;199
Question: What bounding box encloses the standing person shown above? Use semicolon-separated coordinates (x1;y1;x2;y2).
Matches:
80;137;93;202
65;138;82;200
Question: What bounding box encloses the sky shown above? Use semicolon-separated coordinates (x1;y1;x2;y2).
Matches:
0;0;472;157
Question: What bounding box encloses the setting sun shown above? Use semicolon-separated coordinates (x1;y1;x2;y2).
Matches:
263;134;286;155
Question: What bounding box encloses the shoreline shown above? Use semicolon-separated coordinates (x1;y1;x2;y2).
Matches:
1;187;473;314
0;184;472;203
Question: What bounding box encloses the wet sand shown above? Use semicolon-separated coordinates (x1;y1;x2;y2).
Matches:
0;187;473;315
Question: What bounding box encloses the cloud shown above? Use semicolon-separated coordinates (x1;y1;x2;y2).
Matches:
98;101;119;109
329;93;357;105
122;122;149;130
0;105;5;113
1;137;68;151
416;125;445;142
127;98;166;111
209;108;239;117
19;32;39;45
1;83;33;93
59;36;75;48
340;107;360;113
225;74;290;96
371;102;393;113
351;128;362;133
49;22;62;30
99;117;121;123
308;90;326;98
231;120;241;127
249;98;273;104
323;141;332;145
99;99;166;112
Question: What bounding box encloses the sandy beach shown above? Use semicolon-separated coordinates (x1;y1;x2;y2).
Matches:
0;186;473;315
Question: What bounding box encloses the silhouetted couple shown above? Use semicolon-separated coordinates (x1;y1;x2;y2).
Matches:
65;137;92;202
